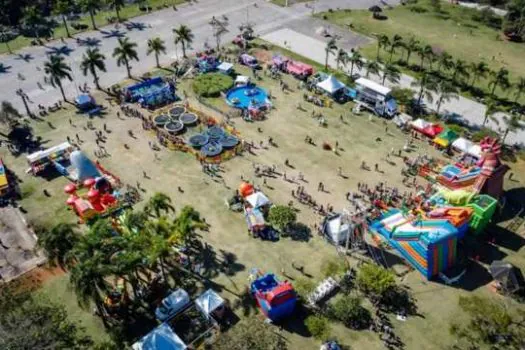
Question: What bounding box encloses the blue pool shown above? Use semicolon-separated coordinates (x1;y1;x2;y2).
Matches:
225;86;270;110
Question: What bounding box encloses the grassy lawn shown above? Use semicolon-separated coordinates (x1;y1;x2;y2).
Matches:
0;0;186;55
317;1;525;102
2;42;524;348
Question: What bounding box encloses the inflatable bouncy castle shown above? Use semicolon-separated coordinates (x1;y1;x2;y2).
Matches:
250;273;296;322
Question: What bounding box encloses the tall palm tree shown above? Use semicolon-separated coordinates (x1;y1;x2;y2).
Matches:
113;37;139;79
513;77;525;102
417;44;433;71
488;67;510;98
324;38;337;71
109;0;125;22
451;59;469;85
335;48;348;70
147;37;167;68
411;72;437;107
388;34;403;63
500;113;525;144
173;25;194;58
172;205;207;244
482;99;499;126
436;51;453;75
469;61;489;88
80;48;106;90
44;55;72;102
348;50;363;76
145;192;175;218
435;81;459;114
365;60;380;78
381;63;401;85
376;34;390;61
54;0;73;38
404;36;419;66
38;223;80;269
79;0;101;30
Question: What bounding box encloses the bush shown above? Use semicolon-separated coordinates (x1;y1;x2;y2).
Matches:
472;8;503;30
390;87;415;107
328;295;372;329
294;278;316;298
356;264;396;302
447;124;467;136
192;73;234;97
409;5;428;13
472;127;499;142
268;205;297;232
320;258;347;278
305;315;331;340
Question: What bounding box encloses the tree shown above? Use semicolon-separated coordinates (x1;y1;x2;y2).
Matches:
172;205;207;244
404;36;419;65
482;98;500;126
44;54;73;102
38;223;80;268
79;0;101;30
388;34;403;63
268;205;297;232
381;63;401;85
0;25;14;54
108;0;125;22
376;34;390;61
488;67;510;97
500;113;525;144
335;48;348;71
209;17;228;52
503;0;525;42
22;6;44;40
451;59;469;85
0;285;94;349
411;72;437;107
329;295;371;329
436;51;453;75
417;44;433;71
80;48;106;90
113;37;139;79
430;0;441;12
513;77;525;102
305;315;331;340
324;38;337;71
173;25;193;58
435;80;459;114
145;192;174;218
365;60;380;78
54;0;73;38
469;61;489;88
0;100;22;129
147;37;166;68
348;50;363;77
356;263;396;302
215;316;287;350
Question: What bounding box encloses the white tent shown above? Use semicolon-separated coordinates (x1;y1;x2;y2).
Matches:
245;192;270;208
324;215;349;245
155;288;190;322
132;323;186;350
410;118;431;130
452;137;474;153
195;289;225;319
235;75;250;86
468;144;482;158
316;75;346;94
217;62;233;74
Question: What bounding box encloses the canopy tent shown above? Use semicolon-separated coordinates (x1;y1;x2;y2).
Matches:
393;113;413;127
155;289;191;322
70;150;101;182
75;94;95;110
195;289;225;319
316;75;346;95
217;62;233;74
468;144;482;158
132;323;186;350
245;192;270;208
489;261;520;293
323;214;349;245
433;129;459;147
410;118;431;132
452;138;482;158
235;75;250;86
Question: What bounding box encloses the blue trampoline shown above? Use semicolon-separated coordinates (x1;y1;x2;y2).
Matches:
225;85;270;110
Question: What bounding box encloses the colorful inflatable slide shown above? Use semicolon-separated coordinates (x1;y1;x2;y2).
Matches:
437;164;481;189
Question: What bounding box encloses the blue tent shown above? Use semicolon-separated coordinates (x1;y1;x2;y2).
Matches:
70;150;100;182
75;94;95;110
132;323;186;350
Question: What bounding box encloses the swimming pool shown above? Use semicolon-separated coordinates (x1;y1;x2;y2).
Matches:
225;86;270;110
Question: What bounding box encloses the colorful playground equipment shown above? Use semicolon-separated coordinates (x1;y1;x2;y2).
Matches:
195;55;220;73
0;159;9;198
238;182;275;239
26;142;74;175
238;53;259;68
225;84;272;119
124;77;176;109
250;270;297;322
271;55;314;80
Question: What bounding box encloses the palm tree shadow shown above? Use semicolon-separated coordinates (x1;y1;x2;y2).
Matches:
100;30;127;39
15;54;33;62
125;22;147;31
45;45;74;56
0;64;12;73
76;37;101;47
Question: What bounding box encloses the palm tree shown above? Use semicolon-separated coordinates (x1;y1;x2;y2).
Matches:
436;51;453;75
513;77;525;102
113;37;139;79
376;34;390;61
451;59;469;85
348;50;363;77
500;113;525;144
469;61;489;88
145;192;175;218
365;60;380;78
147;233;172;284
173;25;194;58
79;0;101;30
335;48;348;70
172;206;207;244
388;34;403;63
324;38;337;71
38;223;80;268
482;99;499;126
435;81;459;114
417;44;433;71
381;63;401;85
80;48;106;90
411;72;437;107
109;0;125;22
488;68;510;98
44;55;72;102
54;0;73;38
147;37;166;68
22;6;43;40
404;36;419;66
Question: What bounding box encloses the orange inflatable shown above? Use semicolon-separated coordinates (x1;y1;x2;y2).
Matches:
239;182;254;198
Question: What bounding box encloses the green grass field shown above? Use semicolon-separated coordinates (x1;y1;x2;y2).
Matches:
0;0;186;55
318;1;525;102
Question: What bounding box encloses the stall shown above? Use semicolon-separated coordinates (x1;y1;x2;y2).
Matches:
26;142;74;175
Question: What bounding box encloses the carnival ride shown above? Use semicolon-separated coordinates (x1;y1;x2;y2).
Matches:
250;270;297;322
124;77;177;109
225;85;271;119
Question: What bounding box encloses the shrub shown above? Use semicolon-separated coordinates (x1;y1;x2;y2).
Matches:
192;73;234;97
320;258;347;278
356;263;396;302
409;5;428;13
390;87;415;107
329;295;372;329
471;127;499;142
447;124;467;136
305;315;331;340
268;205;297;232
294;278;316;298
472;8;503;30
